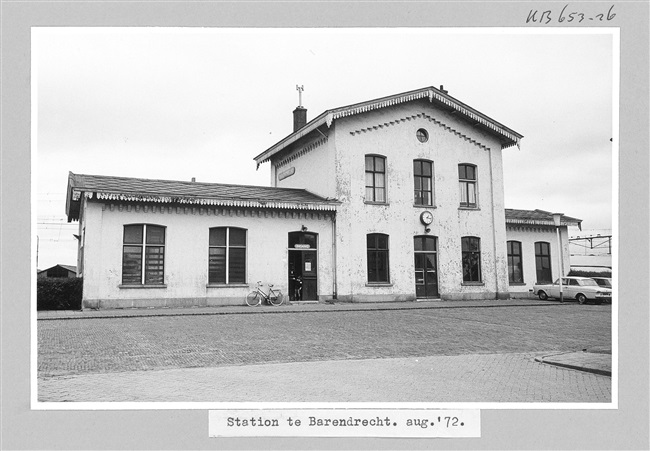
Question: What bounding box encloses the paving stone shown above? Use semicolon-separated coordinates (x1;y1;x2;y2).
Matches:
37;303;612;403
38;353;612;403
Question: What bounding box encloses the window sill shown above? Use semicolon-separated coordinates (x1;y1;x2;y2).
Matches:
509;282;526;286
119;284;167;289
365;283;393;287
413;204;436;209
458;206;480;211
206;283;250;288
364;201;390;206
461;282;484;286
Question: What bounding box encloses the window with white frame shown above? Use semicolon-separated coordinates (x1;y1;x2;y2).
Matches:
507;240;524;283
458;163;477;208
365;155;387;203
414;159;433;206
209;227;247;284
122;224;165;285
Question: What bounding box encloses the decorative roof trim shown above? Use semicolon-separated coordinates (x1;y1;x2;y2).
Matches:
276;136;328;169
90;191;338;211
505;209;583;229
254;86;523;165
350;112;491;151
505;218;579;227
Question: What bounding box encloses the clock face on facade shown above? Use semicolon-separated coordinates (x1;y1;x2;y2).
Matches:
420;210;433;225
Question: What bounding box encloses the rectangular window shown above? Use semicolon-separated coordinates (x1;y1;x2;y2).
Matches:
507;241;524;283
458;164;477;208
209;227;247;284
365;155;386;203
461;236;482;282
414;160;433;206
535;241;552;284
367;233;389;283
122;224;165;285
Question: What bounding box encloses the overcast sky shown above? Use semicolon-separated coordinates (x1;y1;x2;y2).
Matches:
34;28;615;269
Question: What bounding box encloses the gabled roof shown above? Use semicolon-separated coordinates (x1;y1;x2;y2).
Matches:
505;209;582;230
254;85;524;166
38;264;77;274
66;172;339;221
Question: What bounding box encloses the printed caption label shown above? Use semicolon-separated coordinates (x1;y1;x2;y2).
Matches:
209;409;480;438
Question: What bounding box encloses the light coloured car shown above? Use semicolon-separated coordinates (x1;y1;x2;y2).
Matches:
591;277;612;289
533;276;612;304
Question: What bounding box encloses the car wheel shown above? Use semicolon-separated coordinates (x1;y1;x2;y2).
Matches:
577;294;587;305
538;291;548;301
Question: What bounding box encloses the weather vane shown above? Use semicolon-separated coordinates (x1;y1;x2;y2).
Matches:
296;85;304;107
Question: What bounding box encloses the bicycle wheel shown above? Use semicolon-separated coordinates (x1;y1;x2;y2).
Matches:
269;291;284;306
246;291;261;307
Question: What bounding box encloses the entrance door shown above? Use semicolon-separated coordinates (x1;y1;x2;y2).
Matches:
288;232;318;301
414;236;439;298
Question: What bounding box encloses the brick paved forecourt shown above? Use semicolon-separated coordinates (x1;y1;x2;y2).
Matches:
38;352;611;403
37;299;612;403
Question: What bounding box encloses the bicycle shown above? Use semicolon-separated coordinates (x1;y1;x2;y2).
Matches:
246;281;284;306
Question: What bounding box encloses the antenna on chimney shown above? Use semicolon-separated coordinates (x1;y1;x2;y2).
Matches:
296;85;304;107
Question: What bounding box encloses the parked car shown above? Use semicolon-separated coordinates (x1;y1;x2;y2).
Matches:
590;277;612;289
533;276;612;304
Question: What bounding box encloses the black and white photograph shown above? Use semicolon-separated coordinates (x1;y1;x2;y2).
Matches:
34;27;615;406
2;1;649;449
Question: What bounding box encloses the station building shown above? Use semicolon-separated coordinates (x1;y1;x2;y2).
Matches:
65;86;581;309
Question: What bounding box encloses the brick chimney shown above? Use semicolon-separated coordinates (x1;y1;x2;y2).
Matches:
293;106;307;132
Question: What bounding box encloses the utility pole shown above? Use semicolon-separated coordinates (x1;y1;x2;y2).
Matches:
552;213;564;303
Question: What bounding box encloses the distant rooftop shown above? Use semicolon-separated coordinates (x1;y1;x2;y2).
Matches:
37;264;77;274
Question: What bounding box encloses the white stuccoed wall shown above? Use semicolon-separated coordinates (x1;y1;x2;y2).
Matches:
80;200;335;309
505;225;572;297
274;99;511;301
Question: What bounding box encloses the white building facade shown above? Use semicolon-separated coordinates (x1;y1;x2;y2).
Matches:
65;86;581;309
256;87;522;301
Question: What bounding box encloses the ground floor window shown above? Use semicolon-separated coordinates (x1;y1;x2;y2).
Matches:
209;227;247;284
535;241;552;283
461;236;481;282
122;224;165;285
367;233;389;283
507;240;524;283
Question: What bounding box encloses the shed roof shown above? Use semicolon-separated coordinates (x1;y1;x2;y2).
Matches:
38;264;77;274
254;85;524;166
505;209;582;229
66;172;339;222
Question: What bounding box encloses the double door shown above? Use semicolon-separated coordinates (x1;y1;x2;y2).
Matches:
414;236;439;299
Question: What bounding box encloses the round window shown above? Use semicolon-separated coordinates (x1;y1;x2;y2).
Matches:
416;128;429;143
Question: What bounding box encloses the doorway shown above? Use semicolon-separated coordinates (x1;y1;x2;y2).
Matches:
288;232;318;301
414;235;439;298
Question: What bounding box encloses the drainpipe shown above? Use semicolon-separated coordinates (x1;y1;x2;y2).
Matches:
331;213;338;299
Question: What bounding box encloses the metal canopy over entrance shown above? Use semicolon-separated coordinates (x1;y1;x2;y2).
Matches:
288;232;318;301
